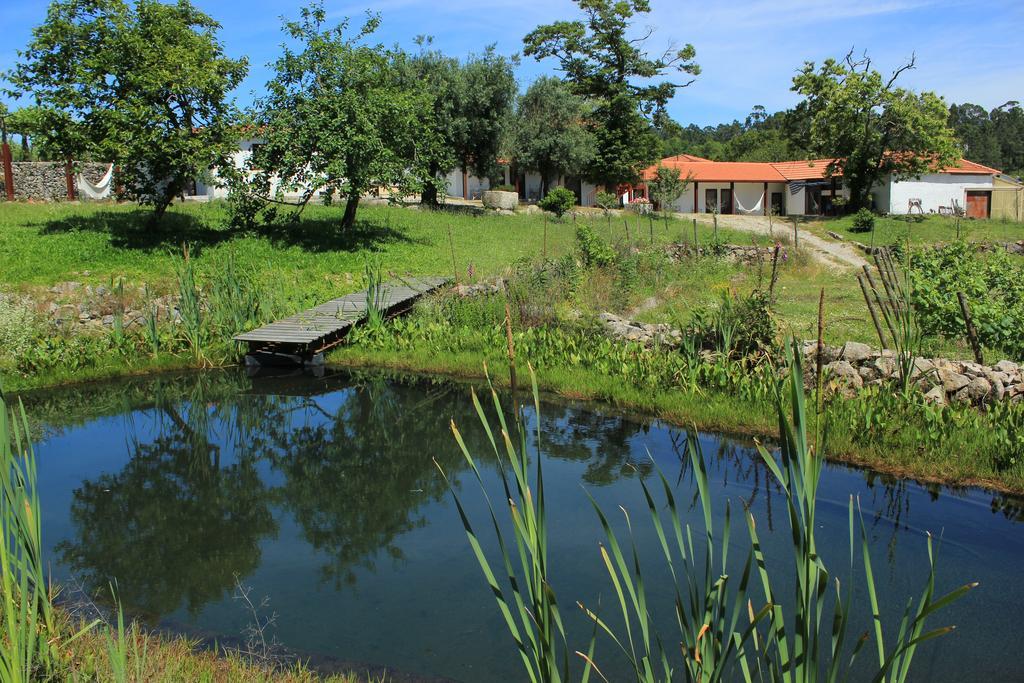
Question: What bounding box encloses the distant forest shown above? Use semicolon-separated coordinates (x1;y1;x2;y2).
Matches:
657;100;1024;177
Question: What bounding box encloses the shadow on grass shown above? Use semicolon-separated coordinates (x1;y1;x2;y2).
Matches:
37;209;427;255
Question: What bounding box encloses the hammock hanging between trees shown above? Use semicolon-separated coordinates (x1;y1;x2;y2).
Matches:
76;164;114;200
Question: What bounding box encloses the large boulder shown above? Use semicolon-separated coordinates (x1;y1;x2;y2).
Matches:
482;190;518;211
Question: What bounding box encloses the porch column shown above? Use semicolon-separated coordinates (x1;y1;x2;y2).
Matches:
462;169;468;199
693;181;699;213
763;182;768;216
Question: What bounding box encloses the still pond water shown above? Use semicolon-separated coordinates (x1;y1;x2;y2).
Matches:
22;370;1024;682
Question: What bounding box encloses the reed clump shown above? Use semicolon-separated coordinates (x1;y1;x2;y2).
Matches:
446;342;975;682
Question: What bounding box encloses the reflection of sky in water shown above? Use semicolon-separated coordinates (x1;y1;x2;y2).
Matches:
27;371;1024;682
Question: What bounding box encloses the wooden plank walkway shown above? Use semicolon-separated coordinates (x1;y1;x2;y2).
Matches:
234;275;450;358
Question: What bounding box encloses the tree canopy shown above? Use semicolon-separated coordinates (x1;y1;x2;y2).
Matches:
523;0;699;189
401;40;517;205
512;76;595;197
7;0;248;220
948;101;1024;176
245;4;446;230
792;52;960;210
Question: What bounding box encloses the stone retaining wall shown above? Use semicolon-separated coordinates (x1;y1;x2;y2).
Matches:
665;243;786;265
3;162;111;201
597;312;1022;406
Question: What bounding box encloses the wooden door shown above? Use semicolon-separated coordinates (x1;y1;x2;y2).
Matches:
720;188;733;214
705;188;718;213
966;191;990;219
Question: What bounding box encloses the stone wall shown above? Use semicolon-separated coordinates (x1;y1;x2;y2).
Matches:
665;243;787;265
597;312;1022;406
3;162;111;201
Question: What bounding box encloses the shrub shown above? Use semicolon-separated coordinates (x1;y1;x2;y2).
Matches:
594;191;618;212
489;184;516;192
684;289;777;357
538;186;577;219
910;242;1024;358
575;224;616;268
0;294;41;366
851;207;875;232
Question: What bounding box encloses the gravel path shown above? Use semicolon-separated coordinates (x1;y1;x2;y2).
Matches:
675;213;868;270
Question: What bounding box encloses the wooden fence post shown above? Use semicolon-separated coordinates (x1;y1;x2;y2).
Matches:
64;159;76;200
1;142;13;201
957;291;984;365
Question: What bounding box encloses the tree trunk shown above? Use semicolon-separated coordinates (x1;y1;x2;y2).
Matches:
341;191;360;231
421;162;441;206
21;136;29;161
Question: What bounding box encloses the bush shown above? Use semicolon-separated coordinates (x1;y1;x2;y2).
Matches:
537;187;576;219
594;191;618;212
490;184;516;192
684;289;777;357
0;294;41;366
910;242;1024;358
851;207;875;232
574;224;616;268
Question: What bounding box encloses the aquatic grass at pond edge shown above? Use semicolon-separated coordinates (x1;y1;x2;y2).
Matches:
443;344;975;682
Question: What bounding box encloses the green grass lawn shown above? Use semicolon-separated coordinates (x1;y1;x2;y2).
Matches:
0;200;750;298
805;213;1024;247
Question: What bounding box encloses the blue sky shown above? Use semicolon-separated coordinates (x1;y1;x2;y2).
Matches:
2;0;1022;126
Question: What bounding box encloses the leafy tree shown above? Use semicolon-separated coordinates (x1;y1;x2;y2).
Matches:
400;40;460;206
401;40;516;206
513;76;595;197
523;0;699;189
948;103;1000;168
7;0;248;221
792;52;960;210
451;47;518;196
538;185;576;219
246;4;445;230
647;164;689;228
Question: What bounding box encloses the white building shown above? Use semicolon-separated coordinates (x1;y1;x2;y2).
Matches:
640;154;1000;218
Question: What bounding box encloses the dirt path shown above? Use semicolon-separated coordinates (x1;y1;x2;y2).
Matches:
675;213;867;270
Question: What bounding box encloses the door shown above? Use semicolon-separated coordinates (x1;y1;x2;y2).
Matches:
771;192;784;216
705;188;718;213
966;191;991;219
720;188;733;214
805;188;822;215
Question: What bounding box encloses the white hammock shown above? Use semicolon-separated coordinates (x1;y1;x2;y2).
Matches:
76;164;114;199
733;191;764;215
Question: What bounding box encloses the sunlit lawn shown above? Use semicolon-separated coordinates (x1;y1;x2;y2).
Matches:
806;213;1024;246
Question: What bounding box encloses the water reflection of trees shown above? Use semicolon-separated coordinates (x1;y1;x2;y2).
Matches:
49;370;1024;623
57;405;277;618
254;379;481;587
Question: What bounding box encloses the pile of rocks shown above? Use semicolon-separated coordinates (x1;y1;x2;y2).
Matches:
800;340;1023;405
665;243;784;266
598;312;682;348
595;312;1023;406
453;278;506;297
44;281;179;332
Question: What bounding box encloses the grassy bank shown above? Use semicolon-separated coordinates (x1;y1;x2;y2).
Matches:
329;329;1024;495
806;212;1024;246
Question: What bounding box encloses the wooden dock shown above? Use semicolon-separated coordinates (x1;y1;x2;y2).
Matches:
234;275;450;362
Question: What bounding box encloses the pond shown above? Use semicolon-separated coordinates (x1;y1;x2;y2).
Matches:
21;369;1024;681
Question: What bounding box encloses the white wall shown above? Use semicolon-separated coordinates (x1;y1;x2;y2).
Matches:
581;181;600;207
443;168;492;199
871;179;891;214
886;174;993;214
786;184;805;216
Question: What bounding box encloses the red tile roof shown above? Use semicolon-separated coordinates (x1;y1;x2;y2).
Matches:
642;156;998;184
770;159;839;181
642;160;786;182
941;158;1001;175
